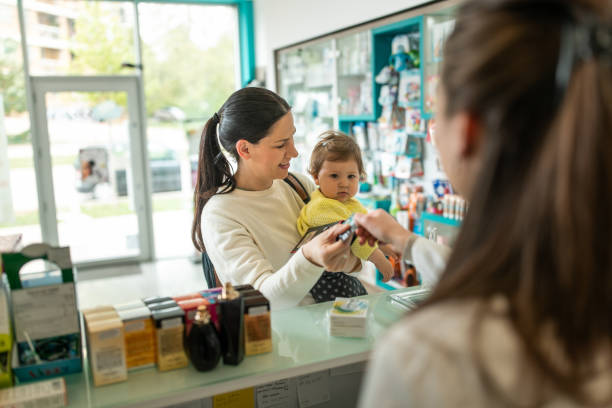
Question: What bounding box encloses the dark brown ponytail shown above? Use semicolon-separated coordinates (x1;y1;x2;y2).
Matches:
419;0;612;405
191;87;291;252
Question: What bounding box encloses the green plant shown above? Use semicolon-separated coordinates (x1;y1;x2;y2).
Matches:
7;129;30;145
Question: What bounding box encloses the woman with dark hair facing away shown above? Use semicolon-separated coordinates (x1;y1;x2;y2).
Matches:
358;0;612;406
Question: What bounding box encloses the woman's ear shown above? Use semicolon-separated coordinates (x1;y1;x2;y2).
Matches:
236;139;250;160
458;112;483;158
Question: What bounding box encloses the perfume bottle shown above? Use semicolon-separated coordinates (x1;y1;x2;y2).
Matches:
185;305;221;372
217;282;245;365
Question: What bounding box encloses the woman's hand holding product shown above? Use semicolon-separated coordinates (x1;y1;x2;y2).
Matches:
301;223;359;272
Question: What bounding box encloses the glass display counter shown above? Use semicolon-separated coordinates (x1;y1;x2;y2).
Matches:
61;287;421;407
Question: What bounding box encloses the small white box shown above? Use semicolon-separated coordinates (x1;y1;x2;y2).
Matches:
329;298;368;338
0;377;67;407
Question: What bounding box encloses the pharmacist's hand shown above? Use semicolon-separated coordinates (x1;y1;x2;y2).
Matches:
354;210;413;256
302;223;355;272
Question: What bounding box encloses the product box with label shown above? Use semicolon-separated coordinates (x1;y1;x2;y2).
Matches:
172;293;203;303
151;306;188;371
1;244;82;383
83;307;128;386
117;306;156;370
329;298;369;338
0;377;66;408
242;290;272;356
0;280;12;388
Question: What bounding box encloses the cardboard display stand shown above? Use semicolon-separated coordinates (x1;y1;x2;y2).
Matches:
1;244;82;383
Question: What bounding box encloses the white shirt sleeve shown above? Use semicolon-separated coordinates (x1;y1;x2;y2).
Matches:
203;215;324;310
358;322;476;408
406;237;451;287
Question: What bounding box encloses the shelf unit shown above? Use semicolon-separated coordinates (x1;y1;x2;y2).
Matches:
371;16;424;120
275;0;461;291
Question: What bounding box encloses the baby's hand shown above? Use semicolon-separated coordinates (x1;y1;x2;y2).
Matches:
378;258;394;282
379;243;399;261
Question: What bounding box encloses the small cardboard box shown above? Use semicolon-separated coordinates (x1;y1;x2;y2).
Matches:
142;296;172;305
0;377;66;408
329;298;369;338
0;281;12;388
243;290;272;356
84;308;127;387
172;293;203;303
2;244;82;383
114;299;146;311
147;300;177;311
151;306;188;371
117;306;155;370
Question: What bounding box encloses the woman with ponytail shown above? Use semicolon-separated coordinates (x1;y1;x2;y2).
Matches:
191;87;363;310
358;0;612;406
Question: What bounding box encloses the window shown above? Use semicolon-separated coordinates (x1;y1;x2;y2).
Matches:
41;47;60;60
37;12;59;27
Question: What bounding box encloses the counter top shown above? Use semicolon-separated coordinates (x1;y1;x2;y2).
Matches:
63;288;416;408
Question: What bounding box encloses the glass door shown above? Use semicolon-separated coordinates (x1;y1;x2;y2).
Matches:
30;75;153;266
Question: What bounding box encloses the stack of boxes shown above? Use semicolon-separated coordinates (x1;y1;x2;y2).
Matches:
82;307;127;387
329;298;369;338
115;300;155;370
144;297;188;372
0;247;278;391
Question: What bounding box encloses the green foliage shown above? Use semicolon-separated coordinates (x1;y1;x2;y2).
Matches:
80;202;132;218
7;129;30;145
1;4;237;122
0;210;39;227
69;3;132;107
143;27;236;118
0;38;27;114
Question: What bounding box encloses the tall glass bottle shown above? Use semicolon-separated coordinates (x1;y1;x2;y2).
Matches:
217;282;245;365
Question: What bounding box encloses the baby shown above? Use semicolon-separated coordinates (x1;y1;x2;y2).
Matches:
297;131;394;303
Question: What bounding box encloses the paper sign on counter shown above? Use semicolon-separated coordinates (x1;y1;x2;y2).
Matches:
256;379;294;408
213;387;254;408
297;371;330;408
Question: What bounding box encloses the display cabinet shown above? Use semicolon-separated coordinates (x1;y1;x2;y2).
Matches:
277;40;335;173
422;10;456;118
275;1;461;291
336;30;374;121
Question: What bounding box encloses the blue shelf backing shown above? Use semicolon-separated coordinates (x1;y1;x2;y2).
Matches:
420;212;462;227
339;115;374;122
371;16;423;120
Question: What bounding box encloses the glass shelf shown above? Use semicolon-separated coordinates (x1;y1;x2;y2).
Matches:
336;30;374;117
422;11;456;117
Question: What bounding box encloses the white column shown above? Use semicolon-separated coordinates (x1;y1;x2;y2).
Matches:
0;95;16;223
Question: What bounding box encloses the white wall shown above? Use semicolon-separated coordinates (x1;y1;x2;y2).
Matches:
254;0;432;90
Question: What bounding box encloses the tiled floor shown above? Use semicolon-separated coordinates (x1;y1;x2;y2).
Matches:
76;258;384;310
76;257;207;309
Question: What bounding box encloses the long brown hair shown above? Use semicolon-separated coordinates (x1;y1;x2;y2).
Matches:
191;87;290;252
423;0;612;404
